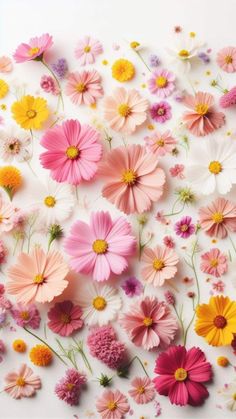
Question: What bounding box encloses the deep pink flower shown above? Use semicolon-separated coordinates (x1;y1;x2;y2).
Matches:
11;304;41;329
144;129;176;157
40;75;60;95
164;290;176;305
174;216;195;238
96;389;130;418
0;284;5;296
40;119;102;185
216;47;236;73
0;240;7;264
0;339;6;353
65;70;103;105
55;369;86;406
47;300;83;337
153;345;212;406
75;36;103;65
13;34;53;63
64;211;136;282
219;87;236;108
200;248;227;278
129;377;155;404
169;164;185;179
163;235;175;248
150;101;172;123
148;69;175;98
121;276;143;297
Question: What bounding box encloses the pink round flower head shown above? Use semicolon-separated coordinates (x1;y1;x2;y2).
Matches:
120;296;178;351
55;369;86;406
129;376;155;404
219;86;236;108
216;47;236;73
144;129;176;157
40;119;102;185
11;304;41;329
200;248;227;278
65;70;103;105
64;211;136;282
47;300;83;337
96;389;130;419
99;144;166;214
13;34;53;63
199;197;236;238
153;345;212;406
75;36;103;65
4;364;41;399
149;101;172;123
169;164;185;179
141;245;179;287
148;69;175;98
40;75;60;96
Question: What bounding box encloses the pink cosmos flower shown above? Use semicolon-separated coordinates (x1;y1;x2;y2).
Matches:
13;34;53;63
6;247;69;304
144;130;176;157
75;36;103;65
40;75;60;95
103;87;148;134
55;369;86;406
47;300;83;337
99;144;166;214
64;211;136;282
212;280;225;293
182;91;225;136
96;389;130;419
120;296;178;350
153;345;212;406
216;47;236;73
141;245;179;287
149;101;172;123
129;377;155;404
174;216;195;239
169;164;185;179
4;364;41;399
200;248;227;278
40;119;102;185
11;304;41;329
199;198;236;239
148;69;175;98
219;86;236;108
65;70;103;105
0;196;16;233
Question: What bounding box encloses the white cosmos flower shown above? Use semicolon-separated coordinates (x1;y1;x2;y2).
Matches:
186;137;236;195
76;282;122;326
167;36;203;73
34;179;75;226
218;380;236;411
0;126;31;162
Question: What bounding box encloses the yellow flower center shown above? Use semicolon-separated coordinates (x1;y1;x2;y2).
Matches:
178;49;189;58
156;139;165;147
156;76;167;88
66;146;80;160
107;401;117;411
16;377;25;387
174;368;188;381
26;109;37;119
137;386;145;394
233;393;236;401
34;274;44;284
210;258;219;267
122;169;137;185
195;103;209;115
93;296;107;310
181;224;188;232
76;83;87;93
28;47;40;56
153;258;165;271
44;195;56;207
20;311;30;320
118;103;131;117
92;239;108;254
143;316;153;327
225;55;233;64
211;212;223;224
84;46;91;53
66;383;75;391
60;313;71;324
208;161;222;175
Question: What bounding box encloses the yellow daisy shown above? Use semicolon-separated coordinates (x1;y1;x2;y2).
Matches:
0;79;9;99
11;95;49;130
112;59;135;82
0;165;22;200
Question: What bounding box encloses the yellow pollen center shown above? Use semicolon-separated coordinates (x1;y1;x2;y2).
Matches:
84;46;91;53
66;383;75;391
93;296;107;310
156;76;167;88
20;311;30;320
44;195;56;207
174;368;188;381
156;139;165;146
178;49;189;58
16;377;25;387
181;224;188;232
122;169;137;185
26;109;37;119
153;258;165;271
143;317;153;327
60;313;71;324
28;47;40;56
137;386;145;394
212;212;223;224
118;103;131;117
208;161;222;175
107;401;117;411
225;55;233;64
66;146;79;160
92;239;108;254
195;103;209;115
76;83;87;93
233;393;236;401
210;258;219;267
34;274;44;284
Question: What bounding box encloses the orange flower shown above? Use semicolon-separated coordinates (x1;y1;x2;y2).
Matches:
0;165;22;200
29;344;53;366
12;339;27;353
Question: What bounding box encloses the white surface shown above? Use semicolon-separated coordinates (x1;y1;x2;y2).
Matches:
0;0;236;418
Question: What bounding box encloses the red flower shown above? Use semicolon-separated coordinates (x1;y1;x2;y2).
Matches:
47;300;83;337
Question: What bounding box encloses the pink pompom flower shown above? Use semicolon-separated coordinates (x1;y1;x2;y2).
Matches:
148;69;175;98
55;369;86;406
129;376;155;404
96;389;130;419
144;129;176;157
75;36;103;65
219;86;236;108
149;101;172;123
47;300;83;337
11;304;41;329
141;245;179;287
216;47;236;73
40;119;102;185
169;164;185;179
13;34;53;63
200;248;227;278
64;211;136;282
199;197;236;239
4;364;41;399
65;70;103;105
40;75;60;95
153;345;212;406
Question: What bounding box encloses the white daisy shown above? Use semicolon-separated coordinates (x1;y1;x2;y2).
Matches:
218;380;236;411
76;282;122;326
167;36;203;73
186;137;236;195
0;126;31;162
34;178;75;226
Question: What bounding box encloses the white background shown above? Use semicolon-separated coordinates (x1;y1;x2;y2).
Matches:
0;0;236;418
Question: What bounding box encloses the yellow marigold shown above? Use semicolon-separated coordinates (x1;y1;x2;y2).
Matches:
0;165;22;200
112;59;135;82
11;95;49;130
29;344;53;366
13;339;27;353
0;79;9;99
217;356;229;367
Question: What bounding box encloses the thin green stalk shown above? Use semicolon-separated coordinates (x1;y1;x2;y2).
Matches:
173;305;185;342
124;355;149;377
72;338;93;373
135;51;151;72
228;234;236;255
42;59;64;111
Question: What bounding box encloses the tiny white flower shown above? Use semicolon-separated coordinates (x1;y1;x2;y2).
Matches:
0;126;31;162
167;36;203;73
219;380;236;411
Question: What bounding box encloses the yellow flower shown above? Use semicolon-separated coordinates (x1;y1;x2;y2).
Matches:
29;344;53;366
0;79;9;99
0;104;7;111
217;356;229;367
189;32;196;38
112;59;135;82
195;296;236;346
11;95;49;130
13;339;27;353
0;165;22;200
102;59;108;65
130;41;140;49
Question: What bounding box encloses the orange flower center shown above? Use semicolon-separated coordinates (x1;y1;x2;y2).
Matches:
26;109;37;119
208;161;222;175
174;368;188;381
214;315;227;329
210;258;219;267
107;401;117;411
28;47;40;56
60;313;71;324
34;274;44;284
84;46;91;53
44;195;56;207
153;258;165;271
66;146;80;160
137;385;145;394
118;103;131;117
156;76;167;88
66;383;75;391
225;55;233;64
195;103;209;116
178;49;189;58
157;107;165;115
156;138;165;147
233;393;236;401
20;311;30;320
16;377;26;387
122;169;137;185
93;296;107;310
76;83;87;93
181;224;188;232
143;316;153;327
92;239;108;254
211;212;224;224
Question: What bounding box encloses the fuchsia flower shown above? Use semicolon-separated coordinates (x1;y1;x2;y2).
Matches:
40;75;59;95
144;129;176;157
174;216;195;238
120;296;178;350
64;211;136;282
216;47;236;73
11;304;41;329
40;119;102;185
200;248;228;278
96;389;130;419
153;345;212;406
219;87;236;108
149;101;172;123
141;245;179;287
129;377;155;404
163;236;175;248
13;34;53;63
4;364;41;399
121;276;143;297
148;69;175;98
65;70;103;105
75;36;103;65
199;198;236;239
47;300;83;337
55;369;86;406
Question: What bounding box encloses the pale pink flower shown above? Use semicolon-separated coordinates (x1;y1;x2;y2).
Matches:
199;198;236;239
0;56;13;73
212;280;225;293
144;129;176;157
4;364;41;399
75;36;103;65
0;196;16;233
120;296;178;350
128;377;155;404
169;164;185;179
200;248;227;278
96;389;130;419
148;69;175;98
155;211;169;225
216;47;236;73
65;70;103;105
40;75;60;95
13;34;53;63
141;245;179;287
103;87;148;134
99;144;166;214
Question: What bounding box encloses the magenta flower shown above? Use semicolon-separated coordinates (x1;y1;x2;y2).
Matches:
148;69;175;98
219;86;236;108
149;101;172;123
174;216;195;238
13;34;53;63
153;345;212;406
55;369;86;406
75;36;103;66
121;276;143;297
47;300;83;337
11;304;41;329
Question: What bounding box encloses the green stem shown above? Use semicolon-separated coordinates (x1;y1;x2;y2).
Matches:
228;234;236;255
42;59;64;111
135;51;151;72
124;355;149;377
163;201;185;217
173;305;185;342
72;338;93;373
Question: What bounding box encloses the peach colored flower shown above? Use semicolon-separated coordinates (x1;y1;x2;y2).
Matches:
4;364;41;399
0;195;16;233
144;129;176;157
217;47;236;73
96;389;130;418
141;245;179;287
0;56;13;73
199;198;236;239
128;377;155;404
65;70;103;106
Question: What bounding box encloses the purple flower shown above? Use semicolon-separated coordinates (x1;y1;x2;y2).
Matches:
121;276;143;297
198;52;210;64
149;54;161;67
11;304;41;329
149;101;172;123
55;369;86;406
174;216;195;239
51;58;68;79
219;86;236;108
